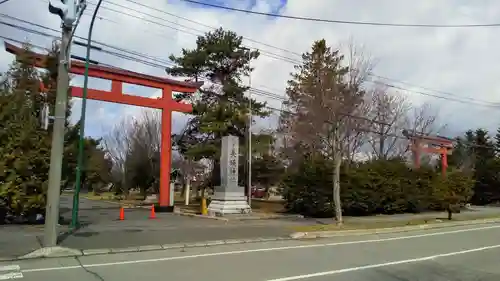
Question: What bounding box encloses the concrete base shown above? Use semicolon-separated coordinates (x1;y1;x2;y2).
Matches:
20;246;82;259
143;194;158;204
208;199;251;216
154;205;175;213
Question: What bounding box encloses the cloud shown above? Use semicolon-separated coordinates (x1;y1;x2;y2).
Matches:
1;0;500;140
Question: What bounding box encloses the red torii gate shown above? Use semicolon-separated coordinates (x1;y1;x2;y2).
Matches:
403;129;454;177
5;42;202;211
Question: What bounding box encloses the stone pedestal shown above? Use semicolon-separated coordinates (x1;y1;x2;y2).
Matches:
208;135;251;216
208;191;251;216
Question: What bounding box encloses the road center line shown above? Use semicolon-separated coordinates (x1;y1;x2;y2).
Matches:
21;224;500;274
266;243;500;281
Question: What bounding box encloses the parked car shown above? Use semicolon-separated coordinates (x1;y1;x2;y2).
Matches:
251;187;267;199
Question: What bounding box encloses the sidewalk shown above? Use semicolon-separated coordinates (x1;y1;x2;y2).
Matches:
0;213;307;259
0;196;311;259
2;195;500;260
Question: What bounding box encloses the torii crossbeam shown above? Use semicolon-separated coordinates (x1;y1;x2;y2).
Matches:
5;42;203;211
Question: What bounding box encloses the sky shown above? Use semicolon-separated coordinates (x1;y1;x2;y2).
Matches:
1;0;500;139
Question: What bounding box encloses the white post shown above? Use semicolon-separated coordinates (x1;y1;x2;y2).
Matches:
247;52;252;206
184;177;191;206
169;182;175;206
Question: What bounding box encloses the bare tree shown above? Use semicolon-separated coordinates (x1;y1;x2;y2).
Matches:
365;85;411;159
342;38;375;164
406;102;445;136
343;37;375;91
172;154;207;204
126;110;163;197
103;110;165;197
103;118;135;195
363;82;446;164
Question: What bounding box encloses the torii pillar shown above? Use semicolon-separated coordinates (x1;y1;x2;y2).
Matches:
5;42;203;211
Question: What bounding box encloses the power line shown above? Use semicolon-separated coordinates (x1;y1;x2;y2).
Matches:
78;0;296;64
80;0;298;64
2;14;498;108
370;74;495;104
117;0;302;58
0;0;13;4
1;18;494;108
181;0;500;28
0;14;177;66
0;21;282;101
370;81;500;108
62;0;494;106
268;105;498;150
1;34;493;150
7;1;497;108
0;34;48;51
77;1;498;105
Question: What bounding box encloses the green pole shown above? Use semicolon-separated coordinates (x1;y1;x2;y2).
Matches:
71;0;104;229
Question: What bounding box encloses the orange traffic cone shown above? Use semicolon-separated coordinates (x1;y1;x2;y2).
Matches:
149;204;156;219
119;207;125;221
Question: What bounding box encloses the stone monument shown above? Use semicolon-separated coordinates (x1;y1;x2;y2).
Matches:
208;135;251;216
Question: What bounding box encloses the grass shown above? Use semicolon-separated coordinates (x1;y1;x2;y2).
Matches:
83;191;286;213
175;198;286;215
80;193;500;229
291;213;500;232
82;191;185;204
251;199;286;213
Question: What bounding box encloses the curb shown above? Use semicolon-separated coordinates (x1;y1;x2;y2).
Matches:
228;214;304;221
290;217;500;239
174;211;303;222
7;217;500;261
81;196;144;209
11;236;292;261
174;212;229;222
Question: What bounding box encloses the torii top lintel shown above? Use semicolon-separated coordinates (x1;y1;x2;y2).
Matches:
402;130;454;148
4;42;203;111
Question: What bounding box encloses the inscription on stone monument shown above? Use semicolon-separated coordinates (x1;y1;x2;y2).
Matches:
208;135;251;215
227;137;238;185
219;135;239;193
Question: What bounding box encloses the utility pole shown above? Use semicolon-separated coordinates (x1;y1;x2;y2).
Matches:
44;0;81;247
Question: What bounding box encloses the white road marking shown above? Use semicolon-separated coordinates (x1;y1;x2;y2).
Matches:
20;224;500;274
266;244;500;281
0;265;22;280
0;272;23;280
0;266;19;272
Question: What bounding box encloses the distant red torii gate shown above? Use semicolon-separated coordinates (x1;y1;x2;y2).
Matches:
403;130;454;177
5;42;203;211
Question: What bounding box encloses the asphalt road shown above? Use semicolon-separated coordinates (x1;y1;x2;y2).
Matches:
0;195;309;259
2;222;500;281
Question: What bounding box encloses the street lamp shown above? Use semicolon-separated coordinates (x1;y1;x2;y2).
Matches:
239;47;253;206
71;0;103;228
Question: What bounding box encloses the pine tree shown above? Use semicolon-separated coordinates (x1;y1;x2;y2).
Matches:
0;42;109;218
0;43;51;215
167;28;269;189
280;39;367;223
471;129;500;204
494;127;500;157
